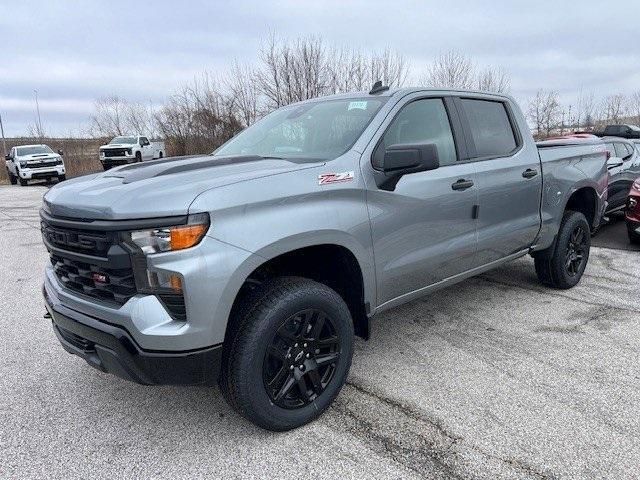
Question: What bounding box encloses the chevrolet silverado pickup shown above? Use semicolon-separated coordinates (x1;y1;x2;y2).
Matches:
5;144;66;186
41;86;608;431
99;135;165;170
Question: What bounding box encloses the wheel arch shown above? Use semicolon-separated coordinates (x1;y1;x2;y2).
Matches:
225;237;373;341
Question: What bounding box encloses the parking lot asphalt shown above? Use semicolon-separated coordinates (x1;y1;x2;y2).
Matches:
1;184;639;479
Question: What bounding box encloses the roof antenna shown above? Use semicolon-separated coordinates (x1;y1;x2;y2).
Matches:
369;80;389;95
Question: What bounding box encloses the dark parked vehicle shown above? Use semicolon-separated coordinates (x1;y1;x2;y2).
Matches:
626;177;640;244
41;87;608;431
593;124;640;139
602;137;640;213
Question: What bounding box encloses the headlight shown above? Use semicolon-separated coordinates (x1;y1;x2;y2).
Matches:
100;151;105;157
125;213;209;255
126;148;132;155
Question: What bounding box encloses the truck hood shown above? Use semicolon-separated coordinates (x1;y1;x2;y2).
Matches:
43;154;322;220
20;154;60;162
100;144;134;149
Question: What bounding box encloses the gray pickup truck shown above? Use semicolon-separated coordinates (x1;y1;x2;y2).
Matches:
41;87;608;430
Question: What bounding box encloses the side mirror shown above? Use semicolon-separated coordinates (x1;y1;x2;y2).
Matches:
607;157;624;169
376;143;440;191
57;149;63;156
4;155;10;161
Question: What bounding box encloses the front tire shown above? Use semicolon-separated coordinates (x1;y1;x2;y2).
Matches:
7;170;17;185
19;177;27;186
135;152;142;163
628;226;640;245
58;175;66;182
220;277;354;431
534;210;590;289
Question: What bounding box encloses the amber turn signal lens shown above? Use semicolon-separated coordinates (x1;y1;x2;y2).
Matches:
170;224;208;251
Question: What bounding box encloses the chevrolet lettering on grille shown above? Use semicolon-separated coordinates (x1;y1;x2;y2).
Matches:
42;225;98;251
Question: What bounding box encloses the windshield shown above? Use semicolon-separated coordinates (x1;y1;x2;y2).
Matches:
110;136;137;144
214;98;387;160
16;145;54;156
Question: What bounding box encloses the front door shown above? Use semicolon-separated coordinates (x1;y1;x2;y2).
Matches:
365;97;478;307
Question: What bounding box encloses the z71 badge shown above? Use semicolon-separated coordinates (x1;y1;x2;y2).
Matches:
318;171;354;185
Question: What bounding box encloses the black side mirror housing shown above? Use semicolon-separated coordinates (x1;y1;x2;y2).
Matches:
4;154;10;161
376;143;440;191
57;149;64;156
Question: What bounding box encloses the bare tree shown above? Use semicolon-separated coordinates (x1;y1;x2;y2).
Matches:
155;73;242;156
257;34;328;109
528;90;561;138
368;48;409;89
628;91;640;126
225;61;262;127
326;47;408;94
476;66;510;93
27;121;46;139
601;94;626;124
423;51;475;90
576;90;597;129
125;101;156;137
89;95;127;137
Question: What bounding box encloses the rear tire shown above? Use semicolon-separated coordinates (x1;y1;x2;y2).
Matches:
534;210;590;289
220;276;354;431
158;151;163;158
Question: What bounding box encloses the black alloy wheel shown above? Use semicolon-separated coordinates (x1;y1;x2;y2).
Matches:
565;225;587;277
262;308;340;409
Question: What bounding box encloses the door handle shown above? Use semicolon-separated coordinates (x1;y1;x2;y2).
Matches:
522;168;538;179
451;179;474;190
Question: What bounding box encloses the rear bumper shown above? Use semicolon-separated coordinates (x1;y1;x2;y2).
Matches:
44;286;223;386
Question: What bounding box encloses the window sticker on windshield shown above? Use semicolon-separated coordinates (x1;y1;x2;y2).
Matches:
348;101;368;111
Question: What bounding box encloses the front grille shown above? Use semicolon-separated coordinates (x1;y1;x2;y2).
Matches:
42;218;137;306
103;149;129;157
51;254;136;304
27;159;61;168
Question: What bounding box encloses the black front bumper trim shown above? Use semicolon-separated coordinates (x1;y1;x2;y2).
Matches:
45;300;222;386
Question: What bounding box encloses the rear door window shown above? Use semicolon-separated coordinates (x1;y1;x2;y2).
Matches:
460;99;517;158
614;143;630;159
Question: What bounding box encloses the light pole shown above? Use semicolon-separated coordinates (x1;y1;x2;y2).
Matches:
34;89;43;142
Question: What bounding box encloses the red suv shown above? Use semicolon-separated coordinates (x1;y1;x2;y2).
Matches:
626;177;640;244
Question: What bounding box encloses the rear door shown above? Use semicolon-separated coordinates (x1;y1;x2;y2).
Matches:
608;141;638;210
456;97;542;266
365;95;479;306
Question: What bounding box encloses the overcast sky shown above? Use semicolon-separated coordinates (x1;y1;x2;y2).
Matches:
2;0;639;136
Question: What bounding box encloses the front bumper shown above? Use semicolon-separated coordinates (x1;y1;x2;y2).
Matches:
19;165;65;180
44;286;222;385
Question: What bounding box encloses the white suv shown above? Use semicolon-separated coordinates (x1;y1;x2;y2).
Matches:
5;144;66;186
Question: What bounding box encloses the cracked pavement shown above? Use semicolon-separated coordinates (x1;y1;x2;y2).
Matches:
1;185;639;479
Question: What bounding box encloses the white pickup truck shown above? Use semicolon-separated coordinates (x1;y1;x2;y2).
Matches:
98;135;165;170
5;144;66;186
